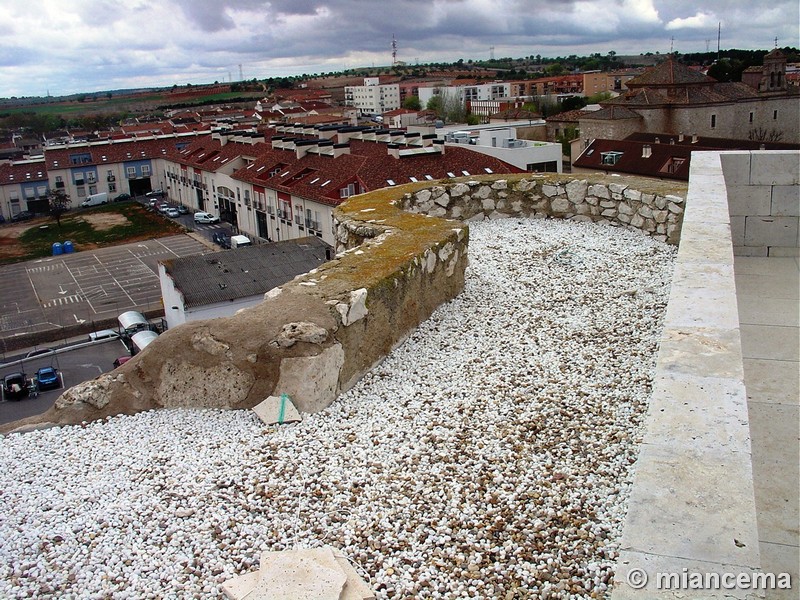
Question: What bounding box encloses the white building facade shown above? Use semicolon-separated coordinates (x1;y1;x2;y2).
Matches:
344;78;401;116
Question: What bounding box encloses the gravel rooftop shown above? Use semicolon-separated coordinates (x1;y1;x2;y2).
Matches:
0;218;676;599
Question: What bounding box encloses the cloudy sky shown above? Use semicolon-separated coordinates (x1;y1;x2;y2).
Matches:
2;0;797;98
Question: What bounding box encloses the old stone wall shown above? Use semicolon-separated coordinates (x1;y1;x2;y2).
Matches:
397;175;685;245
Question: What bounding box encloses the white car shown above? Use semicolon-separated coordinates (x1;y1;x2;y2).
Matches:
165;208;180;218
194;212;220;224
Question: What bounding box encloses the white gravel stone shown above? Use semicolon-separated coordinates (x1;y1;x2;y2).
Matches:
0;218;676;600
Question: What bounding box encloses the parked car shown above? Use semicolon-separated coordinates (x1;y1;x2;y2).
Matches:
165;208;180;218
212;232;231;249
11;211;34;222
35;366;60;391
177;205;190;215
146;189;166;198
194;212;220;224
158;204;171;214
113;193;132;202
25;348;54;358
148;199;158;208
113;356;132;368
0;214;5;224
2;372;29;400
87;329;120;342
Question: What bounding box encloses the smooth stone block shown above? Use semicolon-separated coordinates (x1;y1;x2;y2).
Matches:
771;185;800;216
750;151;800;186
743;358;800;404
744;216;799;248
620;443;760;567
726;184;773;216
739;324;799;361
720;151;752;186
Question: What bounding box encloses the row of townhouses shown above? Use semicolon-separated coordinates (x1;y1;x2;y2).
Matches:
1;124;528;246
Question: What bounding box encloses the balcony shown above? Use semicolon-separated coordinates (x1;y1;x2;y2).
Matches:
266;206;274;215
305;219;321;231
107;175;115;182
277;209;290;220
55;181;65;189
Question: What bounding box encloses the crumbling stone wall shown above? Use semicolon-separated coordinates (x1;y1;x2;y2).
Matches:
2;174;686;433
398;176;685;245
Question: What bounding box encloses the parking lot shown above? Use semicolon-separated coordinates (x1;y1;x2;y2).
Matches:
0;337;129;424
0;234;210;344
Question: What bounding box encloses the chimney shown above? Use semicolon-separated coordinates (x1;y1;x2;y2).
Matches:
388;143;400;159
759;144;766;150
333;142;350;158
433;139;445;155
669;138;675;145
654;137;660;144
678;132;684;142
642;144;652;158
691;134;698;144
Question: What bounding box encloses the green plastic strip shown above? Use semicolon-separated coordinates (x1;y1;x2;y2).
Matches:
278;393;288;424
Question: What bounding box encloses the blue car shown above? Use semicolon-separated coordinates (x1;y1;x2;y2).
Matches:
35;366;60;391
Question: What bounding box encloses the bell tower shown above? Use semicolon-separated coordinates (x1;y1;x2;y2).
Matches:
760;49;787;93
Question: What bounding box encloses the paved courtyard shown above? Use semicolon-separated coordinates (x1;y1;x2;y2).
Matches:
0;235;210;345
736;255;800;600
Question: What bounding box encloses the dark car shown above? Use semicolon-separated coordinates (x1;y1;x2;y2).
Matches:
0;214;5;224
35;366;60;390
26;347;54;358
2;372;29;400
177;205;190;215
11;211;34;223
212;232;231;249
113;193;132;202
146;189;166;198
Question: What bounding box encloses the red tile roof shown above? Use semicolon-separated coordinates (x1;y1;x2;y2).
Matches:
230;137;521;207
0;160;49;185
573;138;692;180
43;137;199;170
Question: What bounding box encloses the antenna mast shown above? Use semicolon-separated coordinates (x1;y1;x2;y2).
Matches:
717;22;721;61
391;34;397;65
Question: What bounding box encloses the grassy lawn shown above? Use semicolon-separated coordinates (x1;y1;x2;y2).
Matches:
1;202;185;264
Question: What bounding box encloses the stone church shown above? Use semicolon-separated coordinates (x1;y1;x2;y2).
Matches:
578;50;799;144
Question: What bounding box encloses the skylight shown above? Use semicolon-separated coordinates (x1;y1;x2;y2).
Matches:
387;179;396;186
446;172;455;178
409;176;418;182
462;170;470;176
320;180;331;187
484;168;493;174
309;177;320;184
424;175;434;180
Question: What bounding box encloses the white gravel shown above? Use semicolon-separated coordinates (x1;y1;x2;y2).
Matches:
0;218;676;599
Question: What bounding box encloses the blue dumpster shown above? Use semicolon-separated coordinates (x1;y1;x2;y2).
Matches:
63;240;74;253
52;242;63;256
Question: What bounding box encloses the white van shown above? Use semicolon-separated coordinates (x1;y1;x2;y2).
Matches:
194;211;220;224
230;235;252;249
88;329;120;342
81;192;109;208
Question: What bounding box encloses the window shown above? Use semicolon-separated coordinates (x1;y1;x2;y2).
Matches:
89;185;97;195
710;114;716;129
126;166;136;178
109;183;117;193
601;151;623;165
749;112;754;123
773;110;778;120
74;172;84;185
77;187;86;197
660;157;686;175
141;165;151;176
340;183;357;198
